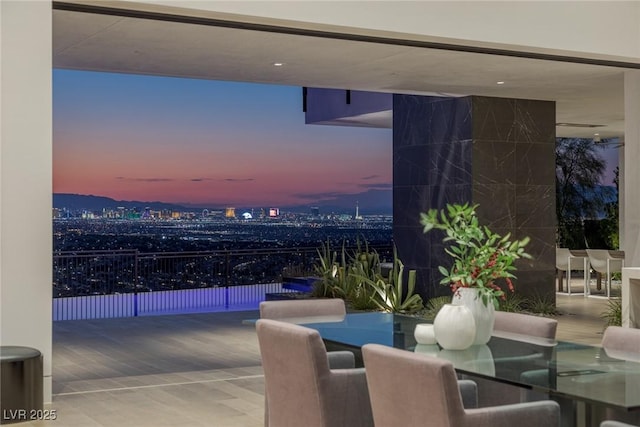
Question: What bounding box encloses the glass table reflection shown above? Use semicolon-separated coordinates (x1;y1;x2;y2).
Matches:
289;311;640;426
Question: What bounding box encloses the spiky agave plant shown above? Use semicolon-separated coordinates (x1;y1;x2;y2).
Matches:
354;246;423;314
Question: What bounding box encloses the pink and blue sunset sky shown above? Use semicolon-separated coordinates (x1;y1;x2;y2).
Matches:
53;70;619;209
53;70;392;208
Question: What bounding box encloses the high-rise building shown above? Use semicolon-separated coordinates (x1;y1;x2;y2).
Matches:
225;207;236;218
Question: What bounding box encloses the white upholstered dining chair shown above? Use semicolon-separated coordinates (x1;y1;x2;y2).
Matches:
473;311;558;407
362;343;560;427
256;319;373;427
599;326;640;425
258;299;354;427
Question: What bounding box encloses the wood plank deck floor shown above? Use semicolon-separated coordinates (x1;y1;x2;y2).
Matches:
21;293;614;426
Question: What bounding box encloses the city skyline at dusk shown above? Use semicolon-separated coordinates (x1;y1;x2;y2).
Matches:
53;70;393;210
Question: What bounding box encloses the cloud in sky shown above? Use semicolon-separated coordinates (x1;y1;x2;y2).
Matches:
295;188;392;213
293;191;346;201
188;177;257;183
361;175;380;180
359;182;392;189
224;178;255;182
116;176;257;184
115;177;174;182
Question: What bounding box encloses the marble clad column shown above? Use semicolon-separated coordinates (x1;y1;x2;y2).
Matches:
393;94;556;301
392;95;472;299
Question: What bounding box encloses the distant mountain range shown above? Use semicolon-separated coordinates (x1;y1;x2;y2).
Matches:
53;194;194;213
53;190;393;215
53;184;617;217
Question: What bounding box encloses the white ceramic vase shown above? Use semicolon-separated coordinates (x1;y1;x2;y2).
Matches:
414;323;437;345
433;303;476;350
452;287;495;345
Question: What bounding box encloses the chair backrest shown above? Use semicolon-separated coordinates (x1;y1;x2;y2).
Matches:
609;250;625;259
555;248;572;270
259;298;346;320
556;248;587;271
256;319;331;427
602;326;640;357
606;250;625;271
598;333;640;426
494;311;558;339
586;249;623;274
600;421;639;427
362;343;465;427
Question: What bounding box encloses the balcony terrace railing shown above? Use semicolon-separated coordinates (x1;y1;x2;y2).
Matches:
53;244;393;320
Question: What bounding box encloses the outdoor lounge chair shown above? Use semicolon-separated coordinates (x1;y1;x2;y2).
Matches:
587;249;624;298
556;247;589;294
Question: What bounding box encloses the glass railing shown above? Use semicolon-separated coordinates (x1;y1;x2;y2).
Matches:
52;244;393;320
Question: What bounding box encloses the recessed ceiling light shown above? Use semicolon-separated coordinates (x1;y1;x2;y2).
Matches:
273;62;284;67
496;81;505;85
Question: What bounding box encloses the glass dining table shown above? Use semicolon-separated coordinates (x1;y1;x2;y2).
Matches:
259;311;640;427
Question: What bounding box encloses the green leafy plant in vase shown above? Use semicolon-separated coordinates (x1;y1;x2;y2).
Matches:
420;203;531;345
420;202;532;309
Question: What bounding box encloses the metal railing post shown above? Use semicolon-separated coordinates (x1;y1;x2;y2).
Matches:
134;250;139;317
225;251;230;309
302;250;307;272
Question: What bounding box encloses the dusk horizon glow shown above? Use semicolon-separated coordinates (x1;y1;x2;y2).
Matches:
53;70;393;209
53;70;619;210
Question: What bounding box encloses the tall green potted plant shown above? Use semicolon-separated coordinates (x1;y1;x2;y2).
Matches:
420;203;531;344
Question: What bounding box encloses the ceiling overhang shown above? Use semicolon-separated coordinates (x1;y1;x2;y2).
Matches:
53;1;635;139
